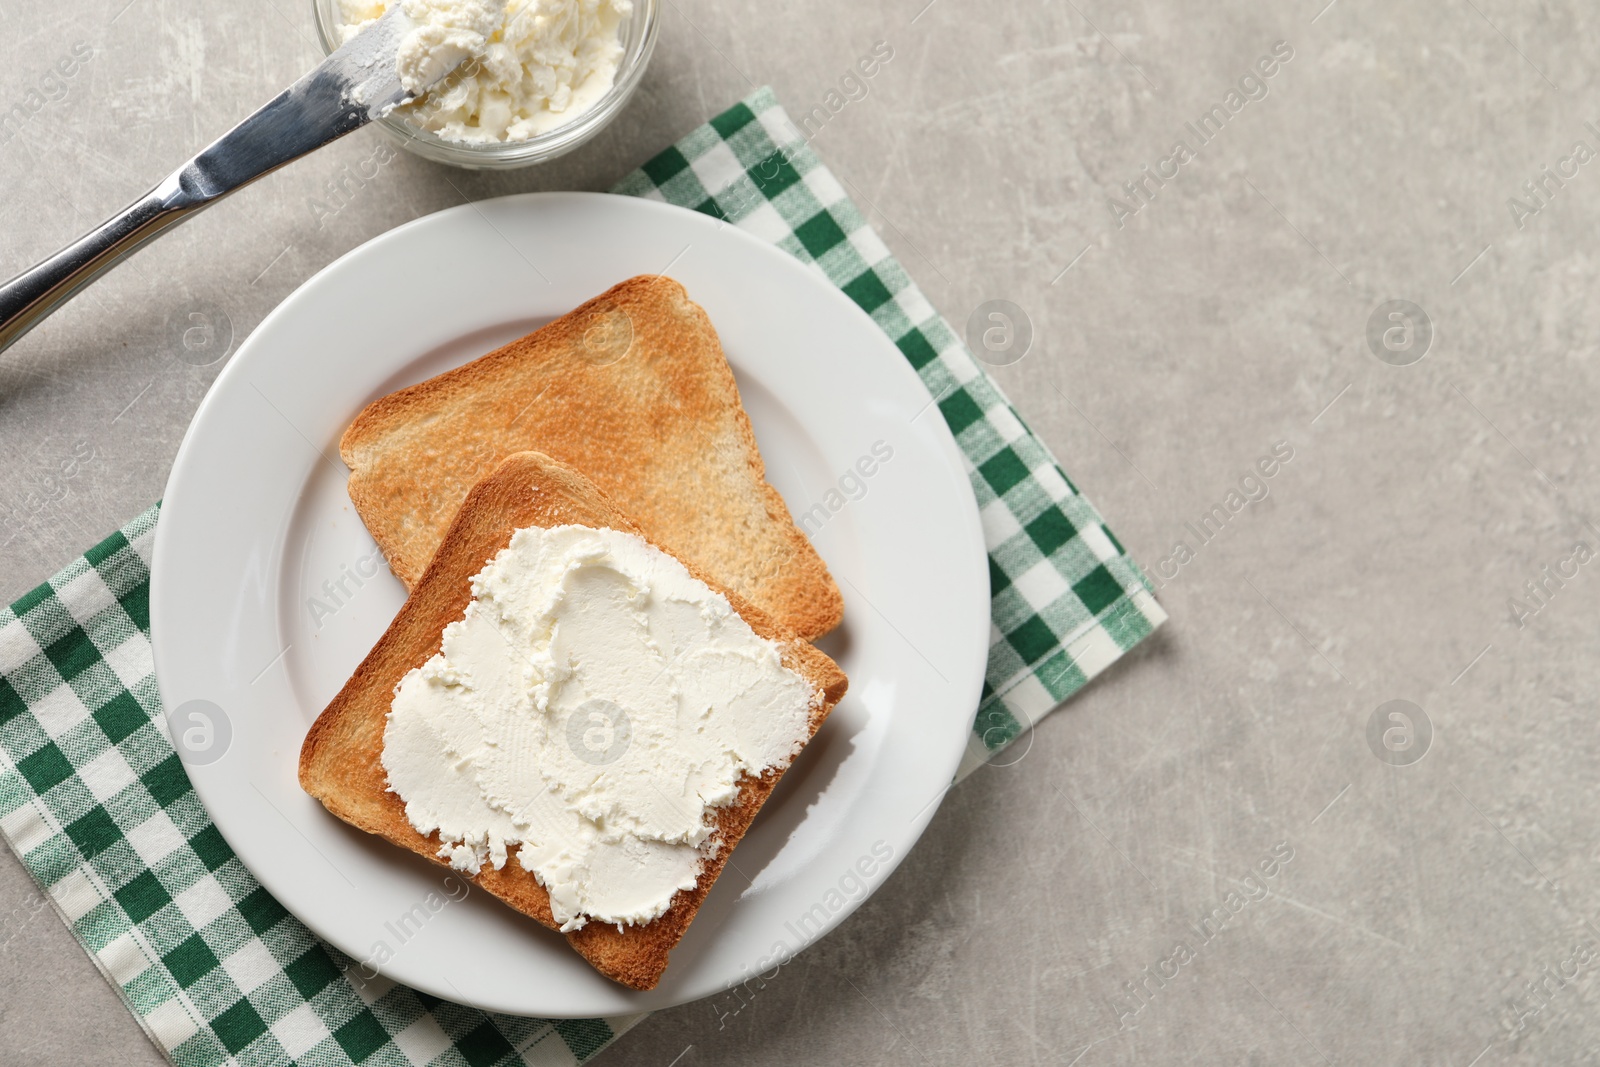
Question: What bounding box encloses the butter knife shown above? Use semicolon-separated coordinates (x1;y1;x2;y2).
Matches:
0;6;448;356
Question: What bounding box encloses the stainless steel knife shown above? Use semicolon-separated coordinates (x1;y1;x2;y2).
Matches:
0;6;453;356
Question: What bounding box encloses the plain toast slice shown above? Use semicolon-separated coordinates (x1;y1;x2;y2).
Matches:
339;274;844;640
299;451;848;990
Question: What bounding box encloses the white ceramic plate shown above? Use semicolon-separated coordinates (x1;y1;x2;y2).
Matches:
150;192;988;1017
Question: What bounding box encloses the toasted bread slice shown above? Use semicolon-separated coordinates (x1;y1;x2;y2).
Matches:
299;451;848;990
339;274;843;640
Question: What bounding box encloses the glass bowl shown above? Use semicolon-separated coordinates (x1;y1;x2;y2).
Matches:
312;0;659;170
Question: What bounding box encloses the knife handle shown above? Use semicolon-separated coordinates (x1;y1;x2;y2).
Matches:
0;174;208;356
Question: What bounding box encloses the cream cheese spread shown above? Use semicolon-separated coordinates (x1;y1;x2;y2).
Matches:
338;0;632;143
392;0;503;96
381;524;820;930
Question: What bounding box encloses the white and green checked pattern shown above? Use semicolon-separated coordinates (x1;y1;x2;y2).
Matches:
0;88;1163;1067
616;87;1166;775
0;507;638;1066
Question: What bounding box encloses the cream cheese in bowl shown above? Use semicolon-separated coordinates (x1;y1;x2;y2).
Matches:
315;0;657;167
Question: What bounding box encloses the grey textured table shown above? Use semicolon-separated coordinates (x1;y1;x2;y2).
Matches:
4;1;1599;1064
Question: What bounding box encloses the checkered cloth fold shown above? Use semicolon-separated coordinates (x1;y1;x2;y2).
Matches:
0;87;1162;1067
615;88;1165;772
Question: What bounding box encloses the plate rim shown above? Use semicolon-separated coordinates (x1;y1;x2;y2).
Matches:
150;190;989;1016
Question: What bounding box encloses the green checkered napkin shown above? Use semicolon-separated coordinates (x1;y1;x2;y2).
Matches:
615;87;1165;774
0;87;1163;1067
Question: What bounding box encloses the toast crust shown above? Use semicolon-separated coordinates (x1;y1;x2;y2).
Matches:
339;274;844;640
299;451;848;990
